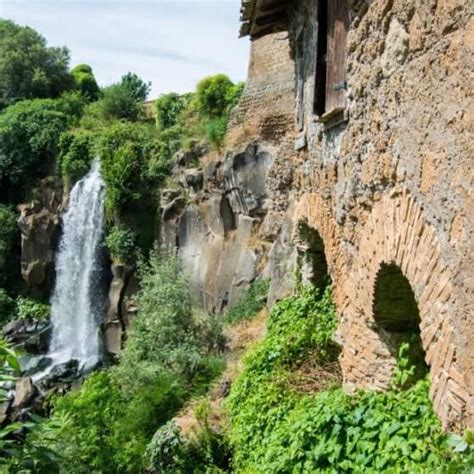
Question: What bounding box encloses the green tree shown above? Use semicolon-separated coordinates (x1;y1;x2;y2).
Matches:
195;74;234;118
0;98;73;193
155;92;187;130
71;64;99;101
0;19;72;108
120;72;151;102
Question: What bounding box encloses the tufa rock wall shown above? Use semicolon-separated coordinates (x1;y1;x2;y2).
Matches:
161;32;298;313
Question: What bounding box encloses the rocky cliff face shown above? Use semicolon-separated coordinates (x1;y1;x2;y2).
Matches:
17;176;63;298
158;32;297;314
161;145;272;313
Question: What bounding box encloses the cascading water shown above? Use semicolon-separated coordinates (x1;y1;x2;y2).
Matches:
48;160;106;370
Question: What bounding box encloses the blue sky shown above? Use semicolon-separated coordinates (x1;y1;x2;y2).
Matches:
0;0;250;98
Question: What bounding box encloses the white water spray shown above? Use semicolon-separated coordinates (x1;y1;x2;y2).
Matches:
48;160;105;369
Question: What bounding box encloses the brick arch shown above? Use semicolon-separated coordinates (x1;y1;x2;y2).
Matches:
340;190;467;429
293;193;350;320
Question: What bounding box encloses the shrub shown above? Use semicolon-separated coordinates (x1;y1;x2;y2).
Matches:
120;72;151;102
147;402;231;473
97;122;150;214
225;81;245;111
90;73;150;122
195;74;235;119
15;296;50;321
71;64;99;101
227;285;468;472
99;82;142;121
147;421;188;473
155;92;187;130
58;129;94;187
105;225;137;263
115;248;224;391
205;116;227;149
0;20;73;108
224;278;269;323
0;98;73;191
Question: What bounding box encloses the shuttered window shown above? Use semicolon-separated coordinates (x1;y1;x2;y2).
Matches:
314;0;349;119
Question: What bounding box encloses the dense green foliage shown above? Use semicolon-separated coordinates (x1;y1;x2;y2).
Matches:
30;370;183;473
115;249;225;390
195;74;242;119
153;75;244;151
95;122;159;217
224;279;269;323
0;20;72;109
147;403;231;473
0;95;82;193
227;286;470;473
71;64;100;101
104;225;137;263
15;296;50;321
0;342;62;472
0;293;50;325
120;72;151;102
84;73;150;122
155;92;189;130
58;129;94;187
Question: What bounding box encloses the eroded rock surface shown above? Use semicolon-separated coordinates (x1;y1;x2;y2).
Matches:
17;177;63;297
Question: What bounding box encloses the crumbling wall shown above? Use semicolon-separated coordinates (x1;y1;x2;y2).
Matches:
285;0;473;429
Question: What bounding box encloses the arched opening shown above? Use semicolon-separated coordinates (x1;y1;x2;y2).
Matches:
296;221;329;292
373;263;428;387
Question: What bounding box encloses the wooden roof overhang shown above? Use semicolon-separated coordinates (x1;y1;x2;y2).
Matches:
240;0;291;39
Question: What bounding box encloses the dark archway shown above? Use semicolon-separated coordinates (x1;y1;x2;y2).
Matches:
373;263;420;332
373;262;428;386
297;221;329;292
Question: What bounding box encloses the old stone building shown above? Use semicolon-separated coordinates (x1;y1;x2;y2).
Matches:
236;0;473;429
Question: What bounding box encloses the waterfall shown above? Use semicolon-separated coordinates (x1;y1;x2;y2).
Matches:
48;160;106;370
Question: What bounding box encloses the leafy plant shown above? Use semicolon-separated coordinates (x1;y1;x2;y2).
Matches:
227;285;468;472
115;248;224;391
205;116;227;149
15;296;50;320
147;401;231;473
195;74;235;119
58;129;94;187
105;225;137;263
88;72;150;122
0;342;61;471
147;421;188;473
96;122;151;215
155;92;188;130
224;278;269;323
71;64;99;101
392;334;428;390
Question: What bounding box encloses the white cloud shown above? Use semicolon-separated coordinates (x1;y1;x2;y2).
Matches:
0;0;250;98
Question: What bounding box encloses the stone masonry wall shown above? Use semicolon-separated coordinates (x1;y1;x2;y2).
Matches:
283;0;473;429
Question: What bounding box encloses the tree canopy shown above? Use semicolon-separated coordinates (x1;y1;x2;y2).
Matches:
0;20;73;109
71;64;100;101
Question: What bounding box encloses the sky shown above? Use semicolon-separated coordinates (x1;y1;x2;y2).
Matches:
0;0;250;98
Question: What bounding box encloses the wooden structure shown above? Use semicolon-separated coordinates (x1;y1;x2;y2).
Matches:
240;0;290;39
